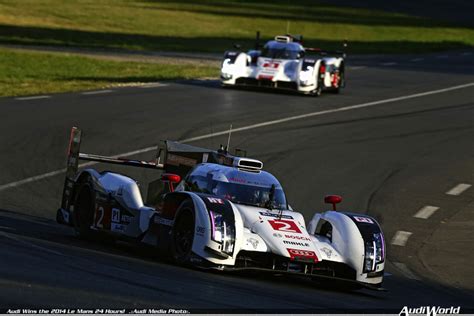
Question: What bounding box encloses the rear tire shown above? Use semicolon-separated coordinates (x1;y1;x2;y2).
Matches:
171;200;195;264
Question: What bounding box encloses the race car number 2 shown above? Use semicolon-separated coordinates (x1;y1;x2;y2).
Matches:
268;219;301;234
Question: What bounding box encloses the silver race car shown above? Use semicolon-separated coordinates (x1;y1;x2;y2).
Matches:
57;127;385;290
220;34;346;95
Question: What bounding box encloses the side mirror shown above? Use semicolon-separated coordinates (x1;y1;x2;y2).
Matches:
161;173;181;192
233;43;241;49
324;195;342;211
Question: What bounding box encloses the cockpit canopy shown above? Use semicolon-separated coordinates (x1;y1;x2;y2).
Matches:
185;163;288;210
261;41;304;60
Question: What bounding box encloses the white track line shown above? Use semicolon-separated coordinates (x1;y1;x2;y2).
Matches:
0;82;473;192
392;262;420;280
381;62;397;66
410;58;424;62
413;205;439;219
81;89;114;95
15;95;50;101
462;52;472;56
446;183;472;196
391;231;412;246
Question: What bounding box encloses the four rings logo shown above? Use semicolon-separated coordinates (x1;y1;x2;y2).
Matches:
287;248;318;262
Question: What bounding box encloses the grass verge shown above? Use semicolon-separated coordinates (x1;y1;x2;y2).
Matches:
0;0;473;54
0;48;218;97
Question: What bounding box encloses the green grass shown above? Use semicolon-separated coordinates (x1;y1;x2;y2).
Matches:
0;48;218;97
0;0;473;54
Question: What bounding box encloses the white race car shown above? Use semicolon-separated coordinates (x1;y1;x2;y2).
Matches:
221;34;346;95
57;127;385;290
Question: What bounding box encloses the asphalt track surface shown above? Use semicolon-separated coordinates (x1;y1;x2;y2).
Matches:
0;50;473;312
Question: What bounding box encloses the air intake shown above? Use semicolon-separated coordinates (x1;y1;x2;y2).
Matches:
233;157;263;170
274;35;291;43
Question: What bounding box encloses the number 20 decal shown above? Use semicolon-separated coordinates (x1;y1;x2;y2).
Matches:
268;219;302;234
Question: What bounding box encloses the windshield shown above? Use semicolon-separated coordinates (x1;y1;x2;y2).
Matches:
186;175;287;210
261;42;303;60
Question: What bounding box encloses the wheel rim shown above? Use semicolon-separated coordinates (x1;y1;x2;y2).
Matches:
174;211;194;256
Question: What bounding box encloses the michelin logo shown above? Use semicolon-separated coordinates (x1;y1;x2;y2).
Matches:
399;306;460;316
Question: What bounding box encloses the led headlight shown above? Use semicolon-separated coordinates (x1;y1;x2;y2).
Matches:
221;72;233;80
363;232;385;273
221;59;234;80
209;211;235;255
299;66;314;86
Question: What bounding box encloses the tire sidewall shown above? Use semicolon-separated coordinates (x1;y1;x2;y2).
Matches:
171;200;196;264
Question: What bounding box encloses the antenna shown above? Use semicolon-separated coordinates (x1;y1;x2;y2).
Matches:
226;124;233;151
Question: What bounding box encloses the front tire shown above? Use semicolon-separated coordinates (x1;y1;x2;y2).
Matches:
171;200;195;264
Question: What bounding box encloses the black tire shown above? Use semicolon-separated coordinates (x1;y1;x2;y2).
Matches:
171;200;195;264
311;79;323;97
73;182;95;239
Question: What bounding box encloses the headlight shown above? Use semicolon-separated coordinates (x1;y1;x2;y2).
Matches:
299;66;314;86
221;59;234;80
363;232;385;273
221;72;233;80
209;211;235;255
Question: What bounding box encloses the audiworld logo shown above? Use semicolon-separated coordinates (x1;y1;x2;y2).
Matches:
399;306;460;316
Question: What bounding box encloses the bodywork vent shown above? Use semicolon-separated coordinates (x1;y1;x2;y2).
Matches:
275;35;291;43
233;158;263;170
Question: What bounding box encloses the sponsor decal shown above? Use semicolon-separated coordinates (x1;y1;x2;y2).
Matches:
273;233;283;238
247;238;259;249
259;212;293;219
320;247;333;258
283;240;310;247
111;223;125;233
287;248;318;263
284;234;311;241
268;219;302;233
257;74;274;80
354;216;375;224
121;215;132;224
263;62;280;68
399;306;460;316
207;197;224;204
229;177;246;184
111;208;120;223
196;226;206;236
154;216;174;226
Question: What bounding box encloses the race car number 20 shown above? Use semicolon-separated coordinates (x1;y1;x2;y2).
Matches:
268;219;302;234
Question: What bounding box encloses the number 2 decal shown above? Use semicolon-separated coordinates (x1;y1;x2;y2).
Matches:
95;206;105;228
268;219;302;234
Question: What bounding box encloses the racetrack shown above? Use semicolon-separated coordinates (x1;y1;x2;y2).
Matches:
0;50;473;312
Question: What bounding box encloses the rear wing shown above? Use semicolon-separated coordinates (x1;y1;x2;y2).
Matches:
63;127;222;179
60;127;250;210
305;40;348;58
64;126;242;183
